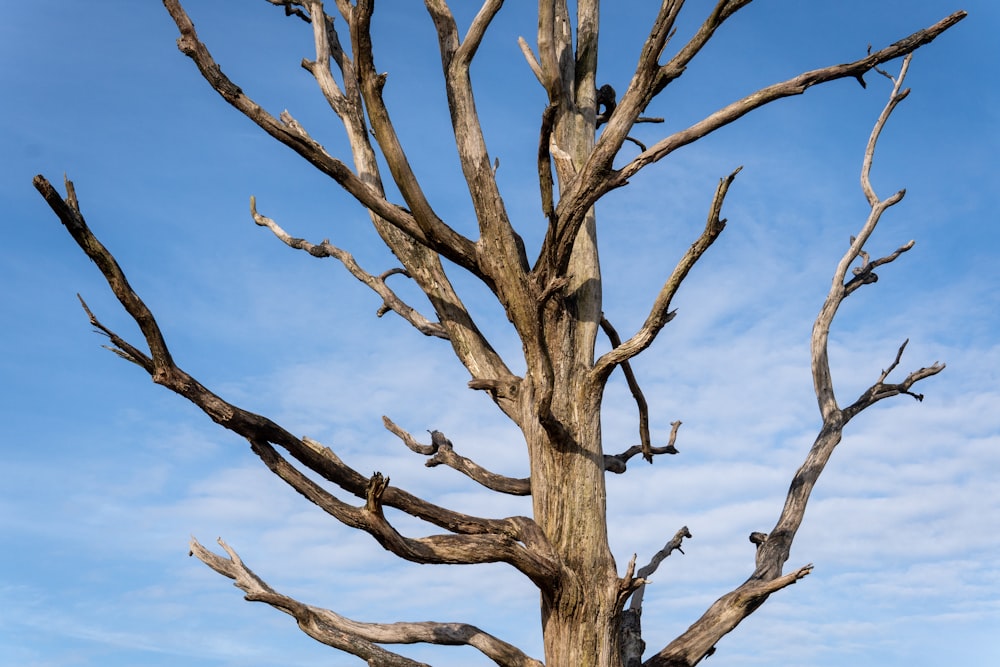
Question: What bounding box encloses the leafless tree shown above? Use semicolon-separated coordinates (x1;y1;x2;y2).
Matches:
35;2;963;666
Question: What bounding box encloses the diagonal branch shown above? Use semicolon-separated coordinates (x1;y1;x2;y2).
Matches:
288;0;518;413
592;167;740;382
644;56;947;667
161;0;483;279
622;12;966;185
423;0;535;310
250;438;556;583
250;197;448;338
384;418;532;496
191;537;544;667
35;176;561;590
548;11;966;278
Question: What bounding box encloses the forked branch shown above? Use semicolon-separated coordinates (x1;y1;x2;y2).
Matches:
644;56;945;667
190;537;544;667
161;0;483;279
546;10;966;278
33;175;561;590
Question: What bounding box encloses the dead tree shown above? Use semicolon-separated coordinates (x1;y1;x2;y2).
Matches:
35;2;962;666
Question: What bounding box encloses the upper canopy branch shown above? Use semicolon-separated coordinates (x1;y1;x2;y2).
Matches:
191;537;544;667
423;0;535;312
161;0;483;280
547;10;966;275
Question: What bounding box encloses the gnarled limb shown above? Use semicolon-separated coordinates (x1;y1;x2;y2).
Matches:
546;10;966;280
384;418;532;496
250;197;448;339
643;57;944;667
250;439;556;584
190;537;544;667
34;175;561;591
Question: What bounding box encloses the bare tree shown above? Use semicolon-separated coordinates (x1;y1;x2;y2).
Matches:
34;2;963;666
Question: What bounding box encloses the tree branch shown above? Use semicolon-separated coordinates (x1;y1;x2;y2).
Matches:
592;168;740;380
549;10;966;273
161;0;483;279
250;197;448;338
604;421;681;475
269;0;521;416
35;176;560;589
190;537;544;667
423;0;536;321
383;418;532;496
249;438;556;583
644;56;946;667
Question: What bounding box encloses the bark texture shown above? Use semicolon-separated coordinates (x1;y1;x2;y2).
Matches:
37;2;961;665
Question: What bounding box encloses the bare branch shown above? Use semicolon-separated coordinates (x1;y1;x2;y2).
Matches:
644;563;813;667
35;178;559;587
517;35;544;86
624;12;966;183
599;316;651;461
843;340;945;420
383;418;532;496
645;56;947;667
812;54;931;422
34;175;176;379
161;0;484;278
593;167;740;380
550;11;967;267
250;197;448;338
604;421;681;475
190;537;544;667
264;0;311;23
628;525;692;612
423;0;535;304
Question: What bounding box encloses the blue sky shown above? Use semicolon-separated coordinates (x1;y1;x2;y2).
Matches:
2;2;998;666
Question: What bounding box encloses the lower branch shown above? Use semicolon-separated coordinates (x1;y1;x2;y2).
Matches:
643;564;813;667
190;537;543;667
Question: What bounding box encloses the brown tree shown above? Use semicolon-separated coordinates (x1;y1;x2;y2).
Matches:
35;2;964;666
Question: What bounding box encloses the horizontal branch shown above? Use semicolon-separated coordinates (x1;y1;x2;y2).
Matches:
250;197;448;338
384;418;531;496
604;421;681;475
191;537;543;667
